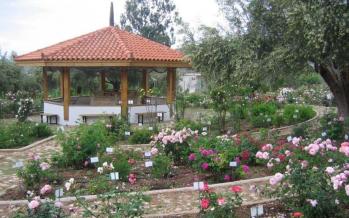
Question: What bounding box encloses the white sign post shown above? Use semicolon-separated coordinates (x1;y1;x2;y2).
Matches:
55;188;64;199
14;160;24;168
106;147;114;154
90;157;99;164
110;172;119;181
250;205;264;218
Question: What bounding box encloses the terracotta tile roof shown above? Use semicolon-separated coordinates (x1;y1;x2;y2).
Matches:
15;26;185;63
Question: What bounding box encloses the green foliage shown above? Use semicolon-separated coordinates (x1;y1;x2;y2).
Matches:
175;119;203;132
292;123;310;138
11;201;67;218
128;128;153;144
76;189;150;218
87;175;110;195
283;104;316;125
111;153;131;181
109;115;130;141
55;122;115;168
17;159;57;190
0;122;52;149
120;0;181;46
320;113;349;140
151;155;172;178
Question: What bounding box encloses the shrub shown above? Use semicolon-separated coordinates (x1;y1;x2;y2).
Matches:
12;199;67;218
128;128;153;144
250;102;278;117
55;121;115;168
199;183;243;218
151;155;172;178
108;115;130;141
17;158;57;191
292;123;310;138
257;138;349;218
320;113;348;140
87;175;110;194
16;98;34;122
282;104;316;125
31;123;52;138
175;119;203;132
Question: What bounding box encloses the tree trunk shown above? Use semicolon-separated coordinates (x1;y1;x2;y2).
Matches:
319;64;349;118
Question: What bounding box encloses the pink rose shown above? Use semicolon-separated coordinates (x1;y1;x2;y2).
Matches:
201;162;209;170
28;200;40;209
217;197;225;205
201;198;210;209
188;153;196;161
128;173;136;184
150;147;158;155
40;162;50;171
40;184;52;195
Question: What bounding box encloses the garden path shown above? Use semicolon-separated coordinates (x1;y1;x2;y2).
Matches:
0;140;61;196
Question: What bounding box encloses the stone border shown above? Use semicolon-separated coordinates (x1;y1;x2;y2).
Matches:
0;135;56;153
0;176;272;206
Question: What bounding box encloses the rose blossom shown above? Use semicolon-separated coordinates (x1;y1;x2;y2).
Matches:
345;185;349;196
292;212;303;217
28;200;40;209
128;173;136;184
242;165;250;173
231;185;242;193
217;197;225;205
325;167;335;174
151;147;158;155
201;162;209;170
40;184;52;195
188;153;196;161
201;198;210;209
39;162;50;170
307;199;318;207
224;175;231;181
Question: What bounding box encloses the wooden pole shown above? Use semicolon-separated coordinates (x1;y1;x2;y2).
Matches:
120;68;128;118
42;67;48;101
100;72;106;94
60;70;64;98
142;69;149;95
167;68;175;104
63;67;71;121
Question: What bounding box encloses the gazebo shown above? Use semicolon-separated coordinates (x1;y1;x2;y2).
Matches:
15;26;190;125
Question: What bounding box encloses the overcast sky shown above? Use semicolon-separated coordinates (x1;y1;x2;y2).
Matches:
0;0;227;55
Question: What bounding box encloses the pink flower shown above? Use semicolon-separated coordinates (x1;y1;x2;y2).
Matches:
217;197;225;205
150;147;158;155
128;173;136;184
188;153;196;161
340;142;349;156
231;185;242;193
224;175;231;181
201;198;210;209
54;201;63;208
301;160;308;169
345;185;349;196
269;173;284;186
242;165;249;173
200;149;210;157
40;184;52;195
325;167;335;174
39;162;50;171
201;162;209;170
28;200;40;209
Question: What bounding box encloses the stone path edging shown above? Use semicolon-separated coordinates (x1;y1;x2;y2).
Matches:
0;176;272;206
0;136;56;153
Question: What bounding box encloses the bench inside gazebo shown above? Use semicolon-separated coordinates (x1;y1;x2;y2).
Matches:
15;26;190;125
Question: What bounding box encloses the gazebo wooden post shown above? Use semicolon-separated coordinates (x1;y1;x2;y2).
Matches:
42;67;48;101
60;70;64;98
120;68;128;118
100;71;106;94
142;69;149;94
167;68;176;104
63;67;71;121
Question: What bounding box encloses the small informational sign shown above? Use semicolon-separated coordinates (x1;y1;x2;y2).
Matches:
157;112;162;117
345;134;349;140
110;172;119;181
90;157;99;163
193;181;205;190
322;132;327;137
250;205;264;217
287;136;292;142
202;127;208;132
106;147;114;154
55;188;64;198
138;123;143;126
125;131;131;136
148;127;154;131
145;161;153;168
144;151;152;158
146;99;151;104
118;100;122;105
128;100;134;105
14;160;24;168
229;161;238;167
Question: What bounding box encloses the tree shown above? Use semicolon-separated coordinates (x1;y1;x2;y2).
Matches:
217;0;349;117
120;0;181;46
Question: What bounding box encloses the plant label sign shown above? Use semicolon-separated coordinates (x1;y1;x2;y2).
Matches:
110;172;119;181
229;161;238;167
144;151;152;158
250;205;264;217
118;100;122;104
90;157;99;164
202;127;208;132
145;161;153;168
193;181;204;190
55;188;64;198
157;112;162;117
106;147;114;154
128;100;134;105
125;131;131;136
14;160;24;168
148;127;154;131
138;123;143;126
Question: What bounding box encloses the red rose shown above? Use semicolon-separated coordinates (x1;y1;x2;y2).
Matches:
231;185;242;193
292;211;303;217
278;154;286;162
241;150;250;160
200;198;210;209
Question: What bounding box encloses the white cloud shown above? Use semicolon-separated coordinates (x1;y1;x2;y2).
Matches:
0;0;226;54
